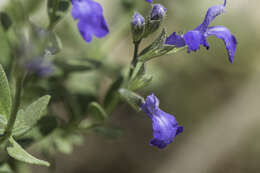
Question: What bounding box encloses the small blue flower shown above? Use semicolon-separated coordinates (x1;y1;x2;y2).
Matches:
71;0;109;42
141;94;183;149
150;4;167;20
146;0;153;3
26;58;53;77
166;0;237;63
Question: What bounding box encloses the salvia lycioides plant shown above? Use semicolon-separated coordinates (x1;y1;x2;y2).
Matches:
0;0;237;171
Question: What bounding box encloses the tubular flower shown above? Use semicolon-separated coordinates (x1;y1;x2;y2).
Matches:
166;0;237;63
141;94;184;149
71;0;109;42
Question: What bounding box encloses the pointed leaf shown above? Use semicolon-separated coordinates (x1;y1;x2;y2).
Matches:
0;12;12;31
0;65;11;120
88;102;108;122
138;29;186;61
128;74;152;91
119;88;144;111
104;76;123;113
0;163;13;173
7;137;50;167
13;95;51;136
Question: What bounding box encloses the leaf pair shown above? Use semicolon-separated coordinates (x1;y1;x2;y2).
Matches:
0;65;51;167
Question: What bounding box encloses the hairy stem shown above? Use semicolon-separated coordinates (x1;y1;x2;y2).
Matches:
48;0;59;30
128;41;141;79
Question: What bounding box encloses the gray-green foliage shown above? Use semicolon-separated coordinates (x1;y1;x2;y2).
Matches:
0;65;11;120
7;137;50;167
13;95;51;136
0;66;50;167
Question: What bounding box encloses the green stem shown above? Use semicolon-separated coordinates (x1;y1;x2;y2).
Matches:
0;74;24;143
48;0;59;31
128;41;141;79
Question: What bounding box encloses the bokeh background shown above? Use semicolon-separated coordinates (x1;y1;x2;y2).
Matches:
1;0;260;173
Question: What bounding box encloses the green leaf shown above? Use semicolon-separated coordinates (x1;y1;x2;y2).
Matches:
104;76;124;113
0;163;13;173
138;29;186;61
0;12;12;31
93;126;123;140
128;74;152;91
13;95;51;137
7;137;50;167
0;65;11;120
119;88;144;111
48;0;70;26
0;115;7;135
88;102;107;121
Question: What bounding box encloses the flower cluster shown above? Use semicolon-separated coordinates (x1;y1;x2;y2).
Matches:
70;0;237;149
166;0;237;63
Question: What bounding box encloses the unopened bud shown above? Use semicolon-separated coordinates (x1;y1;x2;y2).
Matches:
131;12;145;43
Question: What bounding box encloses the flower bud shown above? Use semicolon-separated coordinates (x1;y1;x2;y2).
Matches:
131;12;145;43
150;4;166;20
143;4;166;38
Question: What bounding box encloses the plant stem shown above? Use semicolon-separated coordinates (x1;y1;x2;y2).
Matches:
0;74;24;143
128;41;141;79
48;0;59;31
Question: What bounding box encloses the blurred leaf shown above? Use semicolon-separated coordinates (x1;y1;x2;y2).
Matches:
13;95;51;137
88;102;108;121
93;126;123;140
138;29;186;61
55;58;101;73
104;76;124;113
65;71;100;95
54;137;73;154
7;137;50;167
0;163;13;173
48;0;70;28
0;12;12;31
119;88;144;111
0;65;11;120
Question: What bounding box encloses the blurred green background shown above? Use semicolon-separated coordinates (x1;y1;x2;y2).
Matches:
1;0;260;173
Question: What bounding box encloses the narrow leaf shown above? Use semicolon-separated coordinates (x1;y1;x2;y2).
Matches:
0;65;11;120
119;88;144;111
0;163;13;173
7;137;50;167
104;76;123;113
88;102;108;121
13;95;51;136
0;12;12;31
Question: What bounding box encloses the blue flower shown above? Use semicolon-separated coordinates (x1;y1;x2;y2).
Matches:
71;0;109;42
141;94;184;149
166;0;237;63
146;0;153;3
26;58;53;77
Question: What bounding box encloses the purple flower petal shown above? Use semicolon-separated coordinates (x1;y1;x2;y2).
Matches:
146;0;153;3
183;30;204;52
196;0;226;32
71;0;109;43
206;26;237;63
165;32;186;48
141;94;183;149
